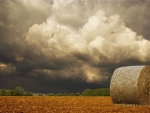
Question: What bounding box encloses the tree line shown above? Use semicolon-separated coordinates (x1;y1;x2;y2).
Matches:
0;86;32;96
0;86;110;96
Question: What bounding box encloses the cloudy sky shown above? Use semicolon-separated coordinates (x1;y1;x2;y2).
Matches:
0;0;150;93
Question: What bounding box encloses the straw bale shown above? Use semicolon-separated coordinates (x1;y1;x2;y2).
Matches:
110;66;150;105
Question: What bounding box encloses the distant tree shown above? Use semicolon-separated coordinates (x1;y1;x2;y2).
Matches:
81;89;93;96
81;88;110;96
47;93;55;96
56;93;64;96
24;92;33;96
69;93;79;96
63;93;69;96
0;86;33;96
37;94;43;96
9;90;16;96
15;86;25;96
0;89;9;96
98;88;110;96
93;89;102;96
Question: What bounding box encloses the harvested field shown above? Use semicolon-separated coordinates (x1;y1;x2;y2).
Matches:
0;96;150;113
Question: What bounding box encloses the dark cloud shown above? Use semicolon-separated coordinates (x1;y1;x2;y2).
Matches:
106;0;150;39
0;0;150;93
0;75;109;93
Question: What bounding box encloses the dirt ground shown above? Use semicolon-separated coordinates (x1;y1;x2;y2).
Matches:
0;96;150;113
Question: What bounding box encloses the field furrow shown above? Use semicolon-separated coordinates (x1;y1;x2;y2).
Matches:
0;96;150;113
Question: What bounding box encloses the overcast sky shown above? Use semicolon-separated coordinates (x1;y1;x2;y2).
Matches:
0;0;150;93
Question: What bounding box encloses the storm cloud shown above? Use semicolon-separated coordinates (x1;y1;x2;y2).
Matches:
0;0;150;93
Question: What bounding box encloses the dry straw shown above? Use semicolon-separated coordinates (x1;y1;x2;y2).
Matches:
110;66;150;105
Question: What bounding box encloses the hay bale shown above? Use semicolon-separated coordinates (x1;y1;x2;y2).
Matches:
110;66;150;105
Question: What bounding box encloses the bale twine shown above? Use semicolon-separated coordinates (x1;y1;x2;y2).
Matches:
110;66;150;105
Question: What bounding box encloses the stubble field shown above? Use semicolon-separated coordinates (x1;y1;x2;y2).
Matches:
0;96;150;113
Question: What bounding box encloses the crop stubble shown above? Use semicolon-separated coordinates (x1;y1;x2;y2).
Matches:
0;96;150;113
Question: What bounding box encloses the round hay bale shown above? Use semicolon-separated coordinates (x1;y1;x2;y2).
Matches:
110;66;150;105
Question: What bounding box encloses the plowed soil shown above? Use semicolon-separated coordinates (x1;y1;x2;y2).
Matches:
0;96;150;113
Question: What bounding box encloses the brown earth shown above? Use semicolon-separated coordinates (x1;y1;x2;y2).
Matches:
0;96;150;113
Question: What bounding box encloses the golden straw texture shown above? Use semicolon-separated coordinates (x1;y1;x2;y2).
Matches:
110;66;150;105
